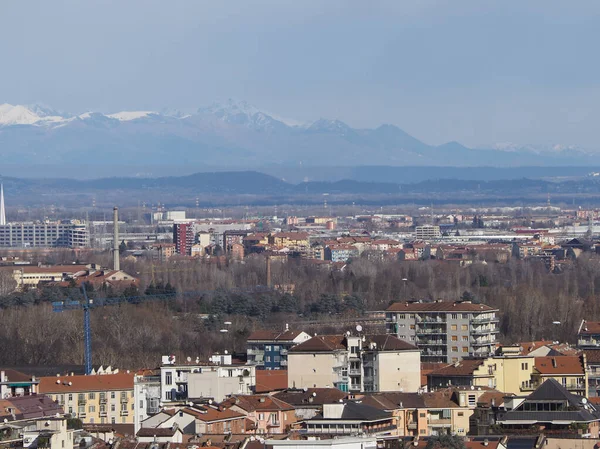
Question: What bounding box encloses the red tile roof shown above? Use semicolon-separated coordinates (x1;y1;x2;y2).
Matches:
226;395;293;412
182;406;245;422
39;373;134;393
534;356;584;375
579;321;600;335
428;359;487;377
255;370;288;394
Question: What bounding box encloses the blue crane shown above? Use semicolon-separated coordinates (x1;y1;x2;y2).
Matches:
52;285;272;375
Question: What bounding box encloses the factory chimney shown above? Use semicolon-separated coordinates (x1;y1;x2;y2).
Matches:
0;183;6;225
113;207;120;271
266;255;272;288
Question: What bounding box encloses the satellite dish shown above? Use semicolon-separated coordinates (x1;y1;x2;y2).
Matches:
356;325;363;333
187;357;191;362
582;398;588;404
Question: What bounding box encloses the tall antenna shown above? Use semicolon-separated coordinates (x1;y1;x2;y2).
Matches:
0;182;6;225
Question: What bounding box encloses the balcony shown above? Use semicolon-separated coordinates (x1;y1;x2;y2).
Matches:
99;397;107;404
175;373;188;383
247;349;262;355
349;384;361;392
417;316;446;323
471;339;495;346
416;328;446;335
267;421;281;428
349;368;361;376
100;411;107;417
78;412;87;419
470;327;499;336
418;339;446;346
280;349;288;355
428;418;451;426
120;410;129;417
78;399;87;405
280;360;288;366
471;316;499;324
120;396;129;403
407;422;418;430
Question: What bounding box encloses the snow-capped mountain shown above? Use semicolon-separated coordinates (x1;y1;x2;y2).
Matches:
0;100;598;177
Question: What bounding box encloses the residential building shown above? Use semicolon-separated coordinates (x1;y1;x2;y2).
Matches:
287;334;421;393
0;369;39;397
415;225;440;241
265;437;377;449
496;379;600;437
160;354;255;403
324;245;359;263
578;320;600;348
223;394;296;434
0;221;89;248
269;232;310;255
21;417;75;449
38;372;135;424
583;350;600;397
302;401;396;436
1;264;89;290
272;388;348;420
529;355;587;396
134;370;161;433
137;426;184;443
246;329;311;370
385;300;499;363
173;223;194;255
139;405;247;436
360;392;428;437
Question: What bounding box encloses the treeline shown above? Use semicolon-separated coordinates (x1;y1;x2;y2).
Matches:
1;252;600;368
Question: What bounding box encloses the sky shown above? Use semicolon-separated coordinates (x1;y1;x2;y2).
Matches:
1;0;600;148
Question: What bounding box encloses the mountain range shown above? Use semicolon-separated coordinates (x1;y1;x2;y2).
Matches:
0;99;598;178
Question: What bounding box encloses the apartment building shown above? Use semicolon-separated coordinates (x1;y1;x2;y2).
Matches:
38;373;135;424
287;334;421;393
161;354;255;403
385;300;499;363
224;394;296;434
577;320;600;397
247;329;311;370
0;369;39;397
134;370;161;433
0;222;89;248
173;223;194;255
415;225;441;241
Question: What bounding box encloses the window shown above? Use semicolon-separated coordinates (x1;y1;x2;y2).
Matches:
88;393;95;400
165;372;172;385
121;403;127;411
451;313;458;320
68;407;73;414
111;417;116;424
458;412;464;416
111;392;116;399
265;345;272;351
274;345;280;351
419;413;426;418
451;346;458;352
139;400;144;409
89;406;96;413
451;335;458;341
258;413;264;421
420;429;426;435
468;394;476;406
462;336;469;341
68;394;73;401
410;324;415;330
462;347;469;353
461;325;468;331
265;356;271;362
462;314;469;319
398;314;405;319
451;325;457;331
521;363;528;370
111;404;116;412
270;413;278;424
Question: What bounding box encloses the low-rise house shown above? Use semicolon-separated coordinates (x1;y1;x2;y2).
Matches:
224;394;296;435
497;378;600;437
272;388;348;420
38;372;135;425
421;388;477;437
360;392;428;437
136;425;184;443
302;401;396;436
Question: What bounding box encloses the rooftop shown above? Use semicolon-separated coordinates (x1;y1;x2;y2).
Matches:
387;300;498;313
39;372;134;393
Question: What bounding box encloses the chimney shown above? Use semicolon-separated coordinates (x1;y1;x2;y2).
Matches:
266;255;272;288
113;207;120;271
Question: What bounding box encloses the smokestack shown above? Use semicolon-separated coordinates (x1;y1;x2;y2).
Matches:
113;206;120;271
266;255;272;288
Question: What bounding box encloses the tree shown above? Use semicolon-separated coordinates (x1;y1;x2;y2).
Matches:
425;435;466;449
0;271;17;296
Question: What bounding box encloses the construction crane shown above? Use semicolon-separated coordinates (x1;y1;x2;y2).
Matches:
52;284;272;375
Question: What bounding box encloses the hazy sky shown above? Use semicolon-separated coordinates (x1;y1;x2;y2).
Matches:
2;0;600;147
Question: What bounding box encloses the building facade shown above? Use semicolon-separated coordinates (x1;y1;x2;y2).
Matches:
385;300;499;363
247;329;311;370
38;373;135;425
287;334;421;393
173;223;194;255
0;222;89;248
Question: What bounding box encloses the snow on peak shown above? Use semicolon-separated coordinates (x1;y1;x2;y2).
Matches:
308;118;352;133
199;98;303;128
0;103;67;126
106;111;157;121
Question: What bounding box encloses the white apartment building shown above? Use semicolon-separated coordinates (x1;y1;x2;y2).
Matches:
287;334;421;393
415;225;441;241
0;222;89;248
160;354;255;403
385;300;499;363
133;371;161;433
